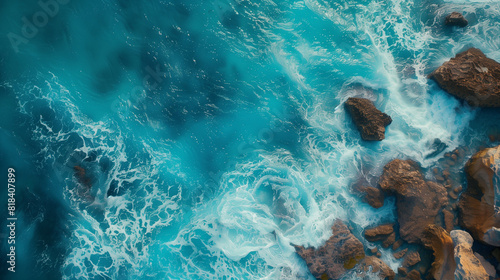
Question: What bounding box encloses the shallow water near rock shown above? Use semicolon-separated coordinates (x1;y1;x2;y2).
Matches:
0;0;499;279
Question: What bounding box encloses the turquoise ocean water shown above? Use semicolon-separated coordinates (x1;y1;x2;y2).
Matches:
0;0;500;279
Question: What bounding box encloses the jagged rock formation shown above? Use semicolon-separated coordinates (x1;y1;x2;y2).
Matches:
422;225;456;280
402;251;421;268
445;12;468;27
379;159;448;243
429;48;500;107
458;145;500;245
295;220;365;279
356;256;395;280
345;97;392;141
364;224;394;242
450;230;489;280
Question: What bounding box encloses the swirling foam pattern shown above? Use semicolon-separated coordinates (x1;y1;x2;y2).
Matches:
0;0;499;279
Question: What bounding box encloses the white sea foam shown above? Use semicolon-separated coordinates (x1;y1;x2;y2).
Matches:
10;0;500;279
16;76;185;279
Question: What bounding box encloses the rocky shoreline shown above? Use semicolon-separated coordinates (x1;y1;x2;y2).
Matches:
296;144;500;280
296;11;500;280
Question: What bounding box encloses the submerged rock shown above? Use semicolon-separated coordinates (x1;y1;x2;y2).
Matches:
356;256;395;280
425;138;448;159
422;225;456;280
74;166;91;189
378;159;448;243
458;145;500;245
450;230;489;280
345;97;392;141
445;12;468;27
429;48;500;107
295;220;365;279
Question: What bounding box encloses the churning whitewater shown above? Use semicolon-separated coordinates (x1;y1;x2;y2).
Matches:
0;0;499;279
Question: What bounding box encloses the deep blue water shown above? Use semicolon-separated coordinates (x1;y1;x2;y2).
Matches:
0;0;500;279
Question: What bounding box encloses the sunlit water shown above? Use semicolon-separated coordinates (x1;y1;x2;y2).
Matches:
0;0;500;279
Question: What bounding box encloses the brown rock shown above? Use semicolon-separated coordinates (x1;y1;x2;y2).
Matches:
421;225;456;280
418;265;427;276
355;185;385;209
364;224;394;242
445;12;468;27
356;256;395;280
458;145;500;245
392;239;403;250
443;209;454;232
398;267;408;276
345;97;392;141
449;190;459;200
489;134;496;142
429;48;500;107
379;160;449;243
295;220;365;279
382;232;396;248
404;270;421;280
451;230;489;280
393;248;408;259
74;166;91;188
403;251;421;267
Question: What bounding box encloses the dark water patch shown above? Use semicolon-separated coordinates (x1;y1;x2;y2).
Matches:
29;9;73;54
173;2;190;18
93;64;125;94
0;131;72;280
30;194;72;279
0;86;25;132
118;3;145;35
222;10;240;31
464;108;500;150
107;180;123;197
106;179;139;198
99;156;115;175
116;48;137;69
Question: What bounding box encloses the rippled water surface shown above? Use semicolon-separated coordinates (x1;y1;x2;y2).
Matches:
1;0;500;279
